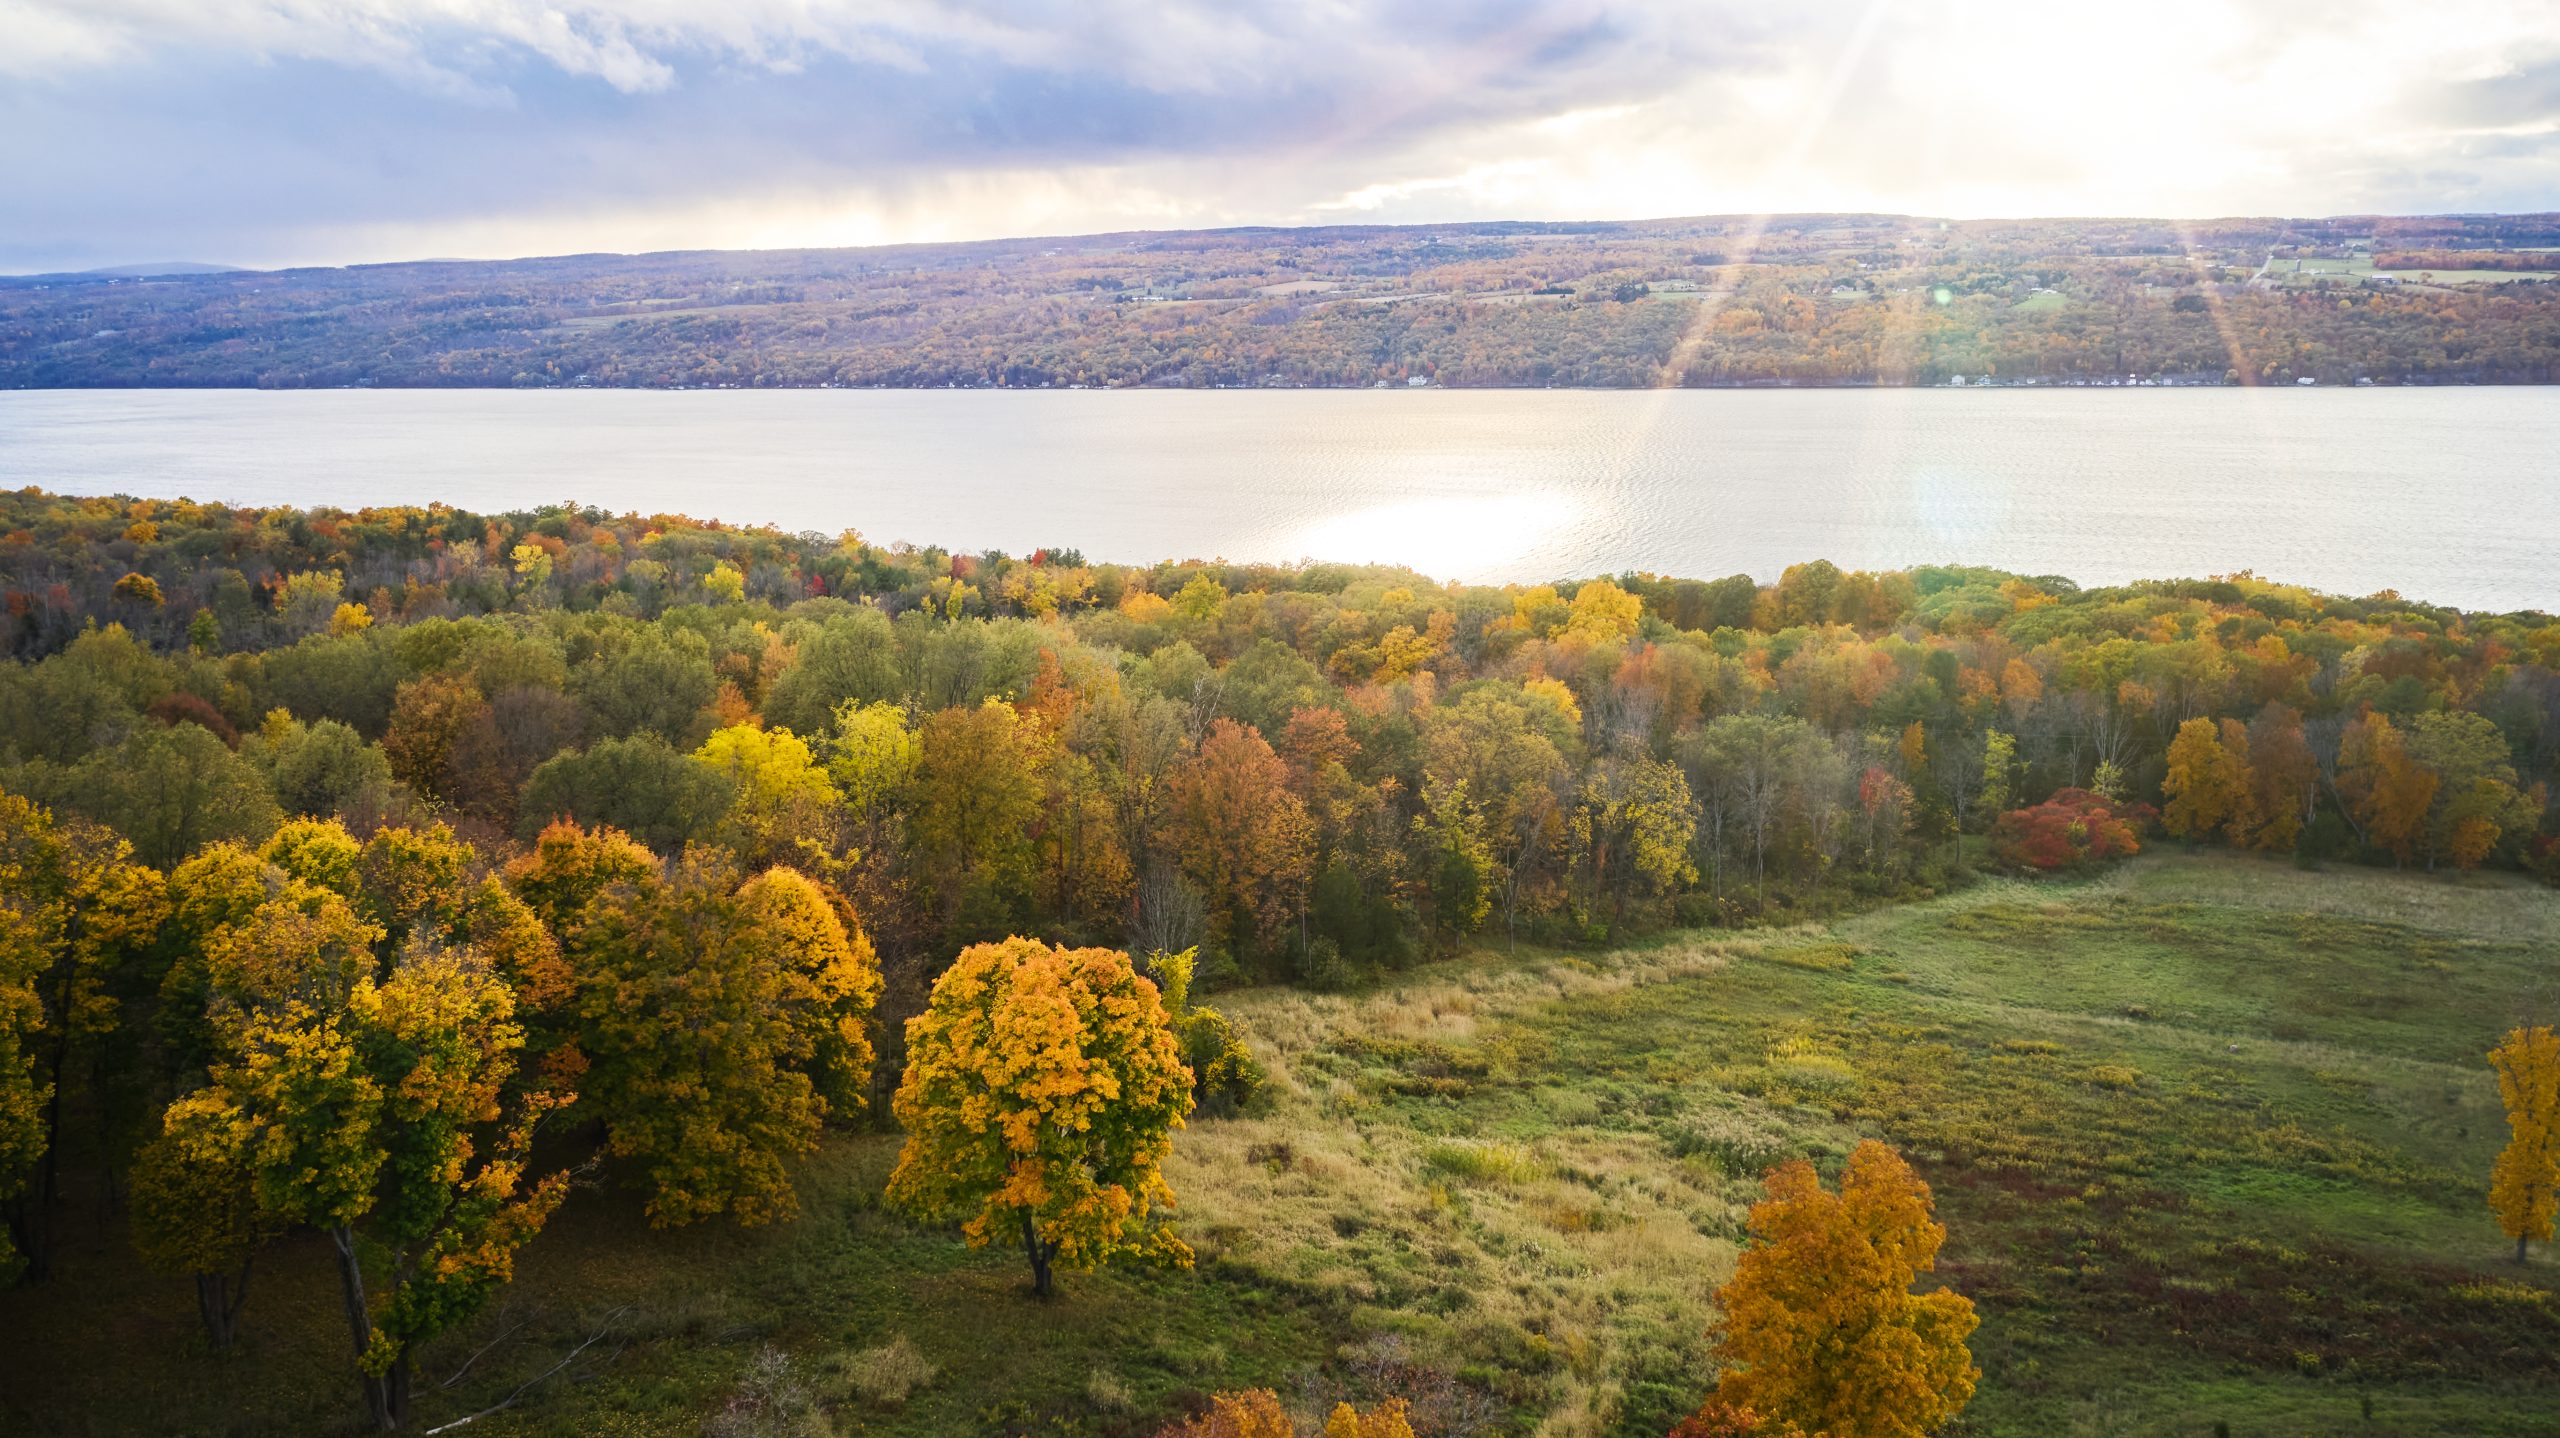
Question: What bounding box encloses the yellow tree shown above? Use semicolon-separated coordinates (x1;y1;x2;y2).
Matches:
888;937;1194;1296
184;907;566;1431
130;1089;267;1349
2161;717;2251;843
693;724;844;870
0;883;43;1286
2490;1026;2560;1265
1712;1140;1979;1438
1324;1399;1416;1438
526;832;878;1227
736;866;883;1119
1167;1390;1294;1438
0;790;167;1280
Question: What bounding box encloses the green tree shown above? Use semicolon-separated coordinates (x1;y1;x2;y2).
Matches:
906;700;1046;934
571;627;719;745
762;611;901;736
518;733;736;853
248;710;395;818
1420;684;1575;946
521;833;877;1226
2404;711;2536;870
58;721;281;869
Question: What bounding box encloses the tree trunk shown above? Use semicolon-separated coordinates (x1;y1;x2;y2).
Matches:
195;1269;249;1350
2519;1234;2532;1266
383;1356;413;1430
1018;1209;1054;1298
199;1253;253;1350
329;1225;396;1430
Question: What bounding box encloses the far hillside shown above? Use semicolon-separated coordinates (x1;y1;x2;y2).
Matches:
6;213;2560;389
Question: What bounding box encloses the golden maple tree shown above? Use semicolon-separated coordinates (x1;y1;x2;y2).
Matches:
1711;1140;1979;1438
887;936;1193;1296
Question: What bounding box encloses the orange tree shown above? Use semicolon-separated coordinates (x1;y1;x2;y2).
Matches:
887;937;1193;1296
1706;1140;1978;1438
2490;1026;2560;1264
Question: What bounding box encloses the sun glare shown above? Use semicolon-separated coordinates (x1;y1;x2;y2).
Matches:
1288;491;1579;581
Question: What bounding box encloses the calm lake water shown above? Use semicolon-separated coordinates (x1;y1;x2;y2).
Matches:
2;388;2554;611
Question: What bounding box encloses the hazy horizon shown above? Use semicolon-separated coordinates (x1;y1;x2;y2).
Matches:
21;204;2560;281
9;1;2560;274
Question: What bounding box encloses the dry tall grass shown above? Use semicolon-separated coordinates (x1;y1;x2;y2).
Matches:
1167;934;1767;1435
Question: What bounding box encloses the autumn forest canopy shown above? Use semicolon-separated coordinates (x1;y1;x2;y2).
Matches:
9;212;2560;390
2;484;2558;1436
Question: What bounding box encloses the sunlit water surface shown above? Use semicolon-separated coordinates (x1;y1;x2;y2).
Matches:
1;388;2553;611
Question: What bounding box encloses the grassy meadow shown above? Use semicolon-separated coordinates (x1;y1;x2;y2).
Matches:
7;852;2558;1437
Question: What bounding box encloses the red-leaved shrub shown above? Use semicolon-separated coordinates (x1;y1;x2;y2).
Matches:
1991;788;2148;870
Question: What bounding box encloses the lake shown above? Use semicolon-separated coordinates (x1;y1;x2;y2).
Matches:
2;388;2554;611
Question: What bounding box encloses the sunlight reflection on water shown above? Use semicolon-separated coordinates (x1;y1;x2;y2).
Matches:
1;388;2552;610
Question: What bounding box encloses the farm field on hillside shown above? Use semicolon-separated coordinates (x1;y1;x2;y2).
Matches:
5;853;2555;1436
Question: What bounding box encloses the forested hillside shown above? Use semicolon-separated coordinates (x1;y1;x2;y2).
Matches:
8;212;2560;390
3;488;2558;1434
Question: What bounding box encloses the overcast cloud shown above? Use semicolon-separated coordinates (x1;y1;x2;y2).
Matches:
4;0;2557;272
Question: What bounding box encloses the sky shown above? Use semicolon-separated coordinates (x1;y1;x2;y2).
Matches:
4;0;2559;273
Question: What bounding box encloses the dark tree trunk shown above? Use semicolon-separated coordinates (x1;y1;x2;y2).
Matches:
1018;1209;1055;1298
2519;1234;2533;1265
194;1259;253;1350
383;1356;413;1430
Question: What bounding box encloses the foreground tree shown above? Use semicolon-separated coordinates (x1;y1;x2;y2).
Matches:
1709;1140;1978;1438
888;937;1193;1296
186;921;567;1430
129;1091;267;1349
514;825;879;1226
0;790;167;1281
2490;1025;2560;1264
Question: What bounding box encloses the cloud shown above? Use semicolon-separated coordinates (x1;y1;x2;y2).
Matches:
2;0;2557;272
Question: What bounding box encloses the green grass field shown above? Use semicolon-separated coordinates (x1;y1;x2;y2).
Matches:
6;853;2556;1436
2270;255;2555;289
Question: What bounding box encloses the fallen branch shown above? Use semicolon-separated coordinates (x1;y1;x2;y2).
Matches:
439;1316;528;1390
423;1307;627;1435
